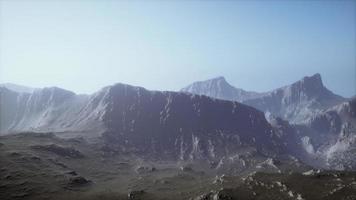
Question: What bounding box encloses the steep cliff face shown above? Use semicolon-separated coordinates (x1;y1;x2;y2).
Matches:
100;84;282;160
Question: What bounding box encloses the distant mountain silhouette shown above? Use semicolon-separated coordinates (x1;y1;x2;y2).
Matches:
0;83;37;93
244;73;345;123
181;76;261;102
182;74;346;123
0;86;102;134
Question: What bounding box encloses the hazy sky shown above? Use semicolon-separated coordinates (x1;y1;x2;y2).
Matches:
0;0;355;96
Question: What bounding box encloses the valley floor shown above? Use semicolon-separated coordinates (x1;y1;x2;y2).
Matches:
0;132;356;200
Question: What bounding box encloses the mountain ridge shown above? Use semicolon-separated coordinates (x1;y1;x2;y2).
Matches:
180;76;262;102
0;83;37;93
0;82;288;162
181;73;346;123
243;73;345;123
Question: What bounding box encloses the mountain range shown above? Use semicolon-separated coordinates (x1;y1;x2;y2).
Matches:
0;83;287;163
0;74;355;170
181;74;356;169
1;74;356;200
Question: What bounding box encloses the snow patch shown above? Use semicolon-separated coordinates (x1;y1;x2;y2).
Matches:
301;136;315;154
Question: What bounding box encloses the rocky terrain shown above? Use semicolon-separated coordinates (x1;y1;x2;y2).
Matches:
1;133;356;200
3;132;355;200
302;97;356;170
181;74;356;170
0;75;355;200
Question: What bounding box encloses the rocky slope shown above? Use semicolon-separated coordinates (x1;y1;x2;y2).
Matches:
301;97;356;170
264;97;356;169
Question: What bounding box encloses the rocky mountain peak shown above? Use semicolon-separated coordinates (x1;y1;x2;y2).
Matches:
283;73;344;105
302;73;322;84
186;76;231;89
211;76;227;82
297;73;324;94
180;76;261;102
206;76;231;86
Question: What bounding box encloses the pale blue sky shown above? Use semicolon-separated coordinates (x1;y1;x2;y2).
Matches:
0;0;355;96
